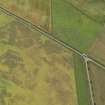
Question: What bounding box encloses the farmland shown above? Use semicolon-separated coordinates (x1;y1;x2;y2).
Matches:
52;0;104;105
0;0;51;31
67;0;105;23
0;0;105;105
89;63;105;105
52;0;103;52
73;54;91;105
0;11;78;105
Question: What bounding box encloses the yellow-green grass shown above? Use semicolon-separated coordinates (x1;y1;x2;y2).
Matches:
0;0;51;31
0;17;78;105
0;79;36;105
0;11;13;27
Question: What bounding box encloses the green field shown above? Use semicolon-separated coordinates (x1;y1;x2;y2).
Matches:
67;0;105;23
52;0;104;104
73;54;91;105
52;0;103;52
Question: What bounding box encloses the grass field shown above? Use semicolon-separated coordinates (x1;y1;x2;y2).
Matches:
73;54;91;105
52;0;104;105
0;0;51;31
67;0;105;23
0;12;78;105
89;63;105;105
52;0;103;52
0;1;105;105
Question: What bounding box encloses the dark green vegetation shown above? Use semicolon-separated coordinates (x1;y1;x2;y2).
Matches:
89;63;105;105
73;54;91;105
52;0;103;52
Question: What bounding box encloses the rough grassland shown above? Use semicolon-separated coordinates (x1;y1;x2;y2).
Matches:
0;13;78;105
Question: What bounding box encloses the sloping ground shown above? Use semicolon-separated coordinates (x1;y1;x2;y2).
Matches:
0;11;78;105
0;0;51;31
88;62;105;105
66;0;105;23
52;0;103;52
